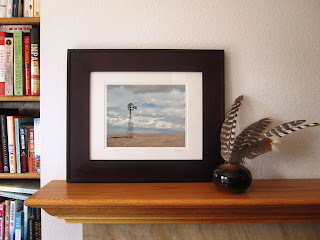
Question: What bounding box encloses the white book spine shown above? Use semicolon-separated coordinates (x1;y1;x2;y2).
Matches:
6;116;16;173
4;37;13;95
6;0;12;18
33;0;40;17
0;0;7;18
0;38;4;94
23;0;28;17
9;201;22;240
28;0;33;17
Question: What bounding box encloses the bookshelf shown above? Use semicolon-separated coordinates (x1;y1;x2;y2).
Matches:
25;179;320;224
0;17;40;179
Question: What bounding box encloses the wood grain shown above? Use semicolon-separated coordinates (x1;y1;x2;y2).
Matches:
0;173;40;179
25;179;320;224
0;17;40;25
0;96;40;102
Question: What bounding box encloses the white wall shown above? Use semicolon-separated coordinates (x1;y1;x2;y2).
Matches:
41;1;320;239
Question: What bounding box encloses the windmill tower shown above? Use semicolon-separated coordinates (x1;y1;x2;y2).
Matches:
127;103;137;138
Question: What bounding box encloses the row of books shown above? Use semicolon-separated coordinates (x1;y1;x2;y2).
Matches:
0;0;40;18
0;179;40;240
0;114;40;174
0;25;40;96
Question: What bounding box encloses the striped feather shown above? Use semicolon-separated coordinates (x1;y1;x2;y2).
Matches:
233;118;272;152
220;95;244;162
260;120;306;139
276;122;319;137
240;138;275;160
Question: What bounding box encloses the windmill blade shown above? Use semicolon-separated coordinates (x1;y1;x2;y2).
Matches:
220;95;244;162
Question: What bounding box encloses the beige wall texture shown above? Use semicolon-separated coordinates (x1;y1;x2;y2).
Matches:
40;0;320;239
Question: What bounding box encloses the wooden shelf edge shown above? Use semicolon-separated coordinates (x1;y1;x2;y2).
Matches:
0;96;40;102
0;17;40;25
24;179;320;224
0;173;40;179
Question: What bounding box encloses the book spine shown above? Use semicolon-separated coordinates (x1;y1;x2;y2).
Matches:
23;206;29;240
27;127;35;173
14;119;21;173
0;32;5;96
33;0;40;17
27;216;34;240
14;211;22;240
12;0;18;17
28;0;33;17
0;115;9;173
6;0;13;18
34;118;40;175
4;200;10;240
0;132;3;173
17;0;22;17
24;34;31;96
33;209;40;240
0;0;6;18
23;0;29;17
9;201;14;240
4;35;13;96
30;28;39;96
6;116;16;173
20;128;28;173
0;203;4;240
13;31;23;96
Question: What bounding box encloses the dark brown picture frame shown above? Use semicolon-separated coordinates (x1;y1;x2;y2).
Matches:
67;49;224;183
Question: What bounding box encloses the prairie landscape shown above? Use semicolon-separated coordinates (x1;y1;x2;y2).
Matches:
107;133;185;147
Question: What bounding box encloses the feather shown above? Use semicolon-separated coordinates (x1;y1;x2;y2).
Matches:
220;95;244;162
240;138;276;160
240;122;319;160
230;118;272;164
259;120;306;140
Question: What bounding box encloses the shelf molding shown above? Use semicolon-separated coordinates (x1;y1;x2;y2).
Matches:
0;173;40;179
24;179;320;224
0;96;40;102
0;17;40;25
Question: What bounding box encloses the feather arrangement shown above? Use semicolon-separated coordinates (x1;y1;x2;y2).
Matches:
220;96;319;165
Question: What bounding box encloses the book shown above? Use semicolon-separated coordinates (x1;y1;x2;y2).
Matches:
30;28;39;96
27;0;33;17
4;34;13;96
19;128;28;173
0;0;6;18
14;118;34;173
0;192;30;201
12;0;22;18
34;118;40;175
4;200;10;240
22;206;30;240
0;26;32;34
0;202;5;240
13;31;23;96
33;0;40;17
0;32;5;96
0;180;39;194
6;0;13;18
9;200;23;240
14;211;22;240
27;126;35;173
27;215;33;240
23;34;31;96
0;115;9;173
33;208;40;240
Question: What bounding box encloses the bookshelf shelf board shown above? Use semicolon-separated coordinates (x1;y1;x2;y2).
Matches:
0;17;40;25
25;179;320;224
0;96;40;102
0;173;40;179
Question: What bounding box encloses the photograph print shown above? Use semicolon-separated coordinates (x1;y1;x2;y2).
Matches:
106;85;186;147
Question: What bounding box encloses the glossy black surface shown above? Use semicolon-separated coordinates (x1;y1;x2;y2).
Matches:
213;164;252;193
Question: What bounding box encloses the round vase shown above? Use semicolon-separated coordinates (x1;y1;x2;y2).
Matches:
213;164;252;193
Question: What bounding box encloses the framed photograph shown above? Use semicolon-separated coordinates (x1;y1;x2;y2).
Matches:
67;49;224;182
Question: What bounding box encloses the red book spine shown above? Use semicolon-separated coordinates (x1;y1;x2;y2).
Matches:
0;32;5;95
27;126;35;173
23;35;31;95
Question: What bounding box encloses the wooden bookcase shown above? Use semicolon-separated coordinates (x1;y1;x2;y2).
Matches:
0;17;40;180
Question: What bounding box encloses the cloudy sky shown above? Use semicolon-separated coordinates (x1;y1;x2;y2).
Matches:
106;85;185;134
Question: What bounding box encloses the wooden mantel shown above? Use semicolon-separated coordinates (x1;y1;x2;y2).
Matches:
24;179;320;224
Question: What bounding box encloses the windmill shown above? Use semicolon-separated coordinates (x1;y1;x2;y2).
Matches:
127;103;137;138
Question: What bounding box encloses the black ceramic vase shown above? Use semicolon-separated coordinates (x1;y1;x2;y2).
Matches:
213;164;252;193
